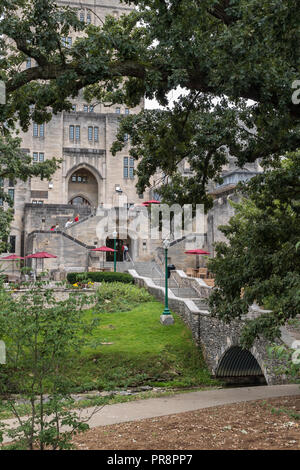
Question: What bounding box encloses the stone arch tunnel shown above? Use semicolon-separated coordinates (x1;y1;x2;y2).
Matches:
215;346;267;384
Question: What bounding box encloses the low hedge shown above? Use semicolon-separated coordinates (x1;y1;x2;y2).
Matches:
67;271;134;285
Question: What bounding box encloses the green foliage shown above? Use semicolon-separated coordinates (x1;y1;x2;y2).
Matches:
96;282;153;312
0;0;299;208
0;282;96;450
67;271;134;285
209;153;300;348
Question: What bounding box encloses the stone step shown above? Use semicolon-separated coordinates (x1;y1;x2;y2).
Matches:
169;287;198;298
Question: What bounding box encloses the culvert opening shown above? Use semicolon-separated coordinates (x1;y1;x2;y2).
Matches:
216;346;267;386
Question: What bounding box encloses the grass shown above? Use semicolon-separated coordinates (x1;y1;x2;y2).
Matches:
69;299;217;392
0;283;219;420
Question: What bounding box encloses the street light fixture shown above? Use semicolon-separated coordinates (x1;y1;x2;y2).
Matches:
160;238;174;325
112;230;117;272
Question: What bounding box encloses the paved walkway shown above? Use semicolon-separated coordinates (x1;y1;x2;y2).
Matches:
2;384;299;443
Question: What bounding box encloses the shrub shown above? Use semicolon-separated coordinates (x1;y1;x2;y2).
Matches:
96;282;153;312
67;271;134;285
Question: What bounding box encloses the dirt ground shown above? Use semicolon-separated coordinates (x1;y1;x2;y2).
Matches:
73;396;300;450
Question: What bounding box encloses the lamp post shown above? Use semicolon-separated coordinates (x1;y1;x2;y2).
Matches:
160;238;174;325
112;230;117;272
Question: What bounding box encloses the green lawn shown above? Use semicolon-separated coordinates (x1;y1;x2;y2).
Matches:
70;300;216;392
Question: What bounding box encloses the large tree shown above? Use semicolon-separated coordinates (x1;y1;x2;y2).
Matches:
1;0;299;208
208;153;300;347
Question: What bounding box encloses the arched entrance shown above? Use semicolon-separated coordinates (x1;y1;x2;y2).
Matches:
216;346;267;385
68;168;99;208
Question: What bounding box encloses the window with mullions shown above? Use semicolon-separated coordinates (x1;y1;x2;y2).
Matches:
71;173;88;183
26;57;31;69
33;152;44;163
69;125;74;140
129;157;134;178
33;123;45;138
80;12;84;22
94;127;99;142
88;126;93;141
75;125;80;141
87;13;91;24
124;157;134;179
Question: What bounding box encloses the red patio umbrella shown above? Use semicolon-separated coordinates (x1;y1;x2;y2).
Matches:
185;249;211;272
90;246;116;268
184;249;210;255
142;199;161;205
26;251;57;273
0;254;24;276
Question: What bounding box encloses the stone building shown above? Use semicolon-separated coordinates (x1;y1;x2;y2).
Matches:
4;0;158;271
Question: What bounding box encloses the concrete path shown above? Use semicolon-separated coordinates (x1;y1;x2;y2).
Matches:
2;384;299;443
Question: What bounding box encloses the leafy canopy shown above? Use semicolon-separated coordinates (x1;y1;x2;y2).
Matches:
208;153;300;347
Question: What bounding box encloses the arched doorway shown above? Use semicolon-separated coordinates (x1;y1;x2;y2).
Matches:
68;169;98;208
106;236;131;262
216;346;266;385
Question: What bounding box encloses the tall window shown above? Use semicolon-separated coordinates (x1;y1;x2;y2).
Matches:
33;123;38;137
94;127;99;142
39;123;44;137
69;125;74;141
129;157;134;178
88;126;93;141
75;125;80;141
9;235;16;254
125;108;129;115
80;12;84;22
123;157;129;178
124;158;134;179
115;107;121;114
87;13;91;24
83;105;88;112
89;105;94;113
8;188;14;204
39;153;44;162
26;57;31;69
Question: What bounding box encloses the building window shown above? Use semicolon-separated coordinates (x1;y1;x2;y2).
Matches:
88;126;93;141
83;105;88;112
8;178;14;187
89;105;94;113
33;123;38;137
9;235;16;254
33;152;38;162
124;133;129;142
69;125;74;140
125;108;129;115
115;107;121;114
129;157;134;178
94;126;99;142
67;37;72;48
123;157;128;178
75;126;80;141
33;123;45;137
33;152;44;162
8;188;14;204
79;12;84;22
72;104;77;112
39;153;44;162
70;172;88;183
87;13;91;24
26;57;31;69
